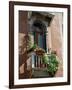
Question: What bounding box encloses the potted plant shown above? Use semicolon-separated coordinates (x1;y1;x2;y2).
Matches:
42;53;49;64
47;54;59;77
42;53;59;77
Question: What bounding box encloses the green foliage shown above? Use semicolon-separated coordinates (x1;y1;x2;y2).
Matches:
27;33;37;50
47;54;59;76
27;34;33;49
42;53;59;76
27;43;37;53
32;43;37;50
42;53;49;64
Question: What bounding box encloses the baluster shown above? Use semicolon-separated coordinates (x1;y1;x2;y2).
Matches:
39;56;40;68
34;55;36;67
32;54;34;68
40;57;42;68
37;56;38;67
35;55;37;67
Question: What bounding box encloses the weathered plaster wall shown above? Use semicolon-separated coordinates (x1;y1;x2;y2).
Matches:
49;13;63;77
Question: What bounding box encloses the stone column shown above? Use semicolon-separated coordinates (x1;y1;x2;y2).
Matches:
46;28;48;54
47;27;52;53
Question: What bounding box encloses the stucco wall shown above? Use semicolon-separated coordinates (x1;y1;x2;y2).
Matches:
49;13;63;77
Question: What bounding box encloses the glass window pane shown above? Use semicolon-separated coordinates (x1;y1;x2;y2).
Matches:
38;34;43;48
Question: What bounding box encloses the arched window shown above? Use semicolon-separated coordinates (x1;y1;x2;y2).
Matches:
32;20;47;52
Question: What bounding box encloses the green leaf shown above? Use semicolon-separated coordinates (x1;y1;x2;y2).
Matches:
42;53;49;64
46;53;59;76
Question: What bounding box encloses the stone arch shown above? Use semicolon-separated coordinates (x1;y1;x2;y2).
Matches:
32;19;47;32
